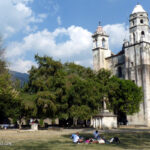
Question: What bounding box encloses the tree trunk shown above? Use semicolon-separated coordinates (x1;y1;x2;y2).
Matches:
73;118;77;127
17;119;22;130
19;123;22;130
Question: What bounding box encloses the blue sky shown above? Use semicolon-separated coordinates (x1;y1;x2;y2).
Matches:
1;0;149;73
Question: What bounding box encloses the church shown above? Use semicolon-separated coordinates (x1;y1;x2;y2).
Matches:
92;4;150;127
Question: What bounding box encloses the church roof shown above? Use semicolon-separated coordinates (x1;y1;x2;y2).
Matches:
132;4;146;14
96;26;106;34
105;50;124;60
92;26;108;37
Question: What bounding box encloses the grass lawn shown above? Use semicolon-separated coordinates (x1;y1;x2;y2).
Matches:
0;128;150;150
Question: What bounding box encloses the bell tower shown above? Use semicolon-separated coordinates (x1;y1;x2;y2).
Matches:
125;4;150;126
129;4;149;44
92;25;111;71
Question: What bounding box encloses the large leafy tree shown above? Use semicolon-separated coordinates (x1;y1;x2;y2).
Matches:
108;76;143;115
25;55;143;126
95;69;143;123
0;48;22;124
26;55;64;118
26;55;102;124
95;69;112;109
59;73;101;125
56;63;101;120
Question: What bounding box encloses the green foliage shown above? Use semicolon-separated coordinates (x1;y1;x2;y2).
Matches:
20;93;37;119
27;55;63;93
25;55;102;121
39;119;44;127
94;70;143;116
0;50;6;75
96;69;112;98
108;76;143;115
61;73;101;120
0;50;22;123
36;91;57;118
24;55;143;124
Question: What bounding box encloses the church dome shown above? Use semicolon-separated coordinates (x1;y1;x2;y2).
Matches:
132;4;146;14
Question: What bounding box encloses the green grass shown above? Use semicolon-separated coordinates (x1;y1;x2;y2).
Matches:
0;130;150;150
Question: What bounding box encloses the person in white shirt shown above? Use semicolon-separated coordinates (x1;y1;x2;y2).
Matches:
72;132;83;144
73;134;80;143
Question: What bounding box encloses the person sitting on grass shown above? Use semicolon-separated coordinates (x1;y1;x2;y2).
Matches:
72;132;83;144
71;133;75;139
93;130;100;139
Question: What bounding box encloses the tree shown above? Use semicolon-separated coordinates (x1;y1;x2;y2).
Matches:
25;55;102;126
36;91;57;119
15;93;38;129
26;55;63;119
108;76;143;115
0;48;22;125
95;69;143;124
96;69;112;98
60;73;101;126
94;69;112;111
26;55;143;126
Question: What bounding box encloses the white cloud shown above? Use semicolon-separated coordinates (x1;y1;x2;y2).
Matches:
6;26;92;58
6;26;92;73
74;59;93;67
6;23;129;73
57;16;62;25
39;0;59;15
0;0;46;38
25;25;38;33
9;59;37;73
15;2;32;16
12;0;34;4
103;23;129;51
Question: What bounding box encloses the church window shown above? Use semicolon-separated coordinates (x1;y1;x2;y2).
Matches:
140;19;144;24
132;21;134;26
133;33;136;43
95;39;98;47
118;67;122;78
102;38;106;48
141;31;145;36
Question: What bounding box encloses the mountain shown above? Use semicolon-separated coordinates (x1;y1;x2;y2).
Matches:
9;71;29;86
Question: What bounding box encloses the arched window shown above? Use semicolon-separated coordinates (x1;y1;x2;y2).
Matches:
132;20;134;26
95;39;98;47
102;38;106;48
118;67;122;78
140;19;144;24
133;33;136;43
141;31;145;36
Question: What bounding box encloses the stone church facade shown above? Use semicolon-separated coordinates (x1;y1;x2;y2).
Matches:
92;4;150;126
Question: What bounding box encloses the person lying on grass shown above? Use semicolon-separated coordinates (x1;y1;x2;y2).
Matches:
85;138;105;144
71;133;120;144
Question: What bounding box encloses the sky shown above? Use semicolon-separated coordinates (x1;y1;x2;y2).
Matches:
1;0;149;73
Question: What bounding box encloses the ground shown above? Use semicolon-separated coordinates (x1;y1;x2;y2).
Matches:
0;128;150;150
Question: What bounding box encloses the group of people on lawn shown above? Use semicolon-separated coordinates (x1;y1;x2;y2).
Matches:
71;130;120;144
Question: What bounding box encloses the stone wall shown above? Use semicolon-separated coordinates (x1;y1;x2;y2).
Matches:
92;116;117;129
